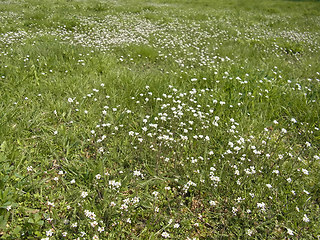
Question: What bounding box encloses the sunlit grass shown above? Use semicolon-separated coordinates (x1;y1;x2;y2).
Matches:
0;0;319;239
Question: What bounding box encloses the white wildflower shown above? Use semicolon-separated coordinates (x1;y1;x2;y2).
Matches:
303;214;310;222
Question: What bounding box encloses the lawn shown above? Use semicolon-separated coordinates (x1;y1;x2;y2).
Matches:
0;0;319;239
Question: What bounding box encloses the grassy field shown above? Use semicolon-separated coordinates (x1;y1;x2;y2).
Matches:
0;0;320;239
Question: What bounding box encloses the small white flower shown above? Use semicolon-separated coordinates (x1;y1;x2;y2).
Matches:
291;118;297;123
133;170;142;177
161;231;170;238
93;235;99;240
27;166;33;172
84;210;96;220
81;191;88;198
68;98;73;103
303;214;310;222
287;228;294;236
266;184;272;189
246;229;253;236
95;174;101;179
302;168;309;175
46;229;54;236
90;221;98;228
71;222;77;228
173;223;180;228
257;202;266;212
232;207;238;215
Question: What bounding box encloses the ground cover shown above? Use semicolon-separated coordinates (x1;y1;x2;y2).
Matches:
0;0;319;239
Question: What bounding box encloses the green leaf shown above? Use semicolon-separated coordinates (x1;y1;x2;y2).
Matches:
0;215;7;230
36;220;44;226
28;218;35;224
12;225;22;235
0;142;7;152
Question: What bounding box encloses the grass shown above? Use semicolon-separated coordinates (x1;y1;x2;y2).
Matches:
0;0;320;239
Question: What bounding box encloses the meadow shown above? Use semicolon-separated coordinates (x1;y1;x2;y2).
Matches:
0;0;320;239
